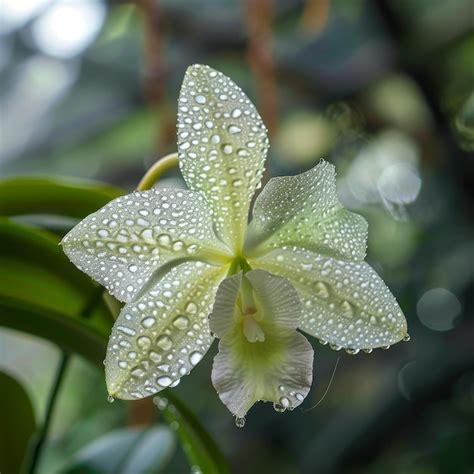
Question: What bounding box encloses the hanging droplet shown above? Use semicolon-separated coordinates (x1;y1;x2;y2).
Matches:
346;348;360;355
273;403;286;413
363;348;373;354
403;334;411;342
235;416;246;428
107;395;115;403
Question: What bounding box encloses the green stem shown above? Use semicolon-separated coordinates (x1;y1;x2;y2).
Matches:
27;354;69;474
136;153;179;191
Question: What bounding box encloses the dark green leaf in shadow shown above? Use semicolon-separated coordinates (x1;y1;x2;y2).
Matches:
0;220;114;332
0;297;107;367
0;176;122;219
0;371;36;474
155;393;231;474
62;426;175;474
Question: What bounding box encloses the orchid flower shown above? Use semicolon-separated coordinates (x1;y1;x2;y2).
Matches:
62;65;408;423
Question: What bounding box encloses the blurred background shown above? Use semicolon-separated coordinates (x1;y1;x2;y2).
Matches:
0;0;473;473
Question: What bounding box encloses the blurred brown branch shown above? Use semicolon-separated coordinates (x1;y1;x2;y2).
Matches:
300;0;330;33
244;0;279;138
135;0;175;158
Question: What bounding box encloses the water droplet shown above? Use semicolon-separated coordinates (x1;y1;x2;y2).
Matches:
382;345;391;350
137;336;152;349
228;125;241;134
211;134;221;144
107;395;115;403
232;179;243;188
329;343;342;351
363;348;373;354
279;396;290;408
314;281;330;298
157;335;173;351
142;317;156;328
221;143;233;155
235;416;246;428
340;300;354;318
149;351;162;363
346;348;360;355
157;376;173;387
195;95;206;104
273;403;286;413
403;334;411;342
185;302;198;314
157;234;171;247
237;148;250;157
231;108;242;118
173;315;190;330
189;351;203;366
295;392;304;402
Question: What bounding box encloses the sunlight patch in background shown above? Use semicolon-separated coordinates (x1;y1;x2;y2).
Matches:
339;129;422;219
0;0;52;34
417;288;462;331
30;0;106;58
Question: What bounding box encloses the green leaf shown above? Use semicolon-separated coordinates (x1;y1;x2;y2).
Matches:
0;176;122;218
0;296;108;366
0;220;114;333
62;426;175;474
156;392;231;474
0;371;36;474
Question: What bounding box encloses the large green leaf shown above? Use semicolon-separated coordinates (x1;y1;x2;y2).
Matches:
0;371;36;474
156;393;231;474
0;220;114;332
62;426;175;474
0;296;107;366
0;176;122;218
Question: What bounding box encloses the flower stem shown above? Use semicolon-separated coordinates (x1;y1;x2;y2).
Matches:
27;354;69;474
136;152;179;191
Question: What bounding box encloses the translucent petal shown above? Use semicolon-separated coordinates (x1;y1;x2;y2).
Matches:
245;160;368;261
250;248;408;351
62;188;231;302
105;261;227;399
177;64;269;253
210;269;314;417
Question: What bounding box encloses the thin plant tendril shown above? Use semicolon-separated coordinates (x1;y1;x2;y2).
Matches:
302;356;340;412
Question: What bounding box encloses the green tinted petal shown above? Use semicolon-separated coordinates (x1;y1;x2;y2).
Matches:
105;261;227;399
245;160;367;261
62;188;231;302
210;270;314;417
250;248;407;351
177;64;269;253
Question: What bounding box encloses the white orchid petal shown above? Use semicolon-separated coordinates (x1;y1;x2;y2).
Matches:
250;248;407;351
105;261;227;399
62;188;230;302
210;270;314;417
178;64;269;252
245;160;367;261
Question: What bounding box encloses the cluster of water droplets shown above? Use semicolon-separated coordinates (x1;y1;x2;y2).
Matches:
252;247;407;351
177;64;269;249
247;160;368;262
62;188;227;303
105;261;226;399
